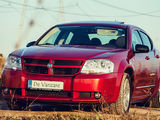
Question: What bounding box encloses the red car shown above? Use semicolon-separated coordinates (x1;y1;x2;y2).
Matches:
1;21;160;114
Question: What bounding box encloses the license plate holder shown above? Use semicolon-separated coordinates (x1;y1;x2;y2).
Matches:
28;80;64;91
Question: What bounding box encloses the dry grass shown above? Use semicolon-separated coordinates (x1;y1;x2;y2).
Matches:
0;110;117;120
0;108;160;120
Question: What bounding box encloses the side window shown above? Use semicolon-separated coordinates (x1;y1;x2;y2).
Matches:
132;30;142;51
139;32;152;50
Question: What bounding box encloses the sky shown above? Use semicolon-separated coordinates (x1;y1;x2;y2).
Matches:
0;0;160;57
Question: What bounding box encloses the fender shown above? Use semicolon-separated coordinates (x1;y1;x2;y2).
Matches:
110;59;134;102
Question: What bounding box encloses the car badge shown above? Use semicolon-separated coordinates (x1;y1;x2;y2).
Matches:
47;63;53;68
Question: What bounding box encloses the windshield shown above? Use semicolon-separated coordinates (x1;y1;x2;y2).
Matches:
38;26;127;49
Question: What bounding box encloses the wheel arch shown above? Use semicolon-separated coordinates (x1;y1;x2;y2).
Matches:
124;67;134;96
111;63;134;102
124;67;134;85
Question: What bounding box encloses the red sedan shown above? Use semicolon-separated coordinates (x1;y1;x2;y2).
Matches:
1;21;160;114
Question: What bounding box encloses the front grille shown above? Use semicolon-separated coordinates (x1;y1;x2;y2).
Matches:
23;58;83;75
24;58;49;65
26;89;71;98
24;65;48;74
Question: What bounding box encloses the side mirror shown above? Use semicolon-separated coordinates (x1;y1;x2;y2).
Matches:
135;44;149;53
26;41;36;47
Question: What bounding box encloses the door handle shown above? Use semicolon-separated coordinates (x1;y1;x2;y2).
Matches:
145;56;150;60
155;55;159;59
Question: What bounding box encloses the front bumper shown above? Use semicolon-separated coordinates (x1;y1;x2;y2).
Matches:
1;69;123;103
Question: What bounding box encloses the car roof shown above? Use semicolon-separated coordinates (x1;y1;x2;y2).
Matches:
56;21;131;28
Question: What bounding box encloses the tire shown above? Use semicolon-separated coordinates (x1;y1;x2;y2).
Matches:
149;83;160;108
109;73;131;114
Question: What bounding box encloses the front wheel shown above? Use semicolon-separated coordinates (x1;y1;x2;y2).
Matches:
109;73;131;114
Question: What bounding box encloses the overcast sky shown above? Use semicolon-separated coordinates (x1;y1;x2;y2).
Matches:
0;0;160;57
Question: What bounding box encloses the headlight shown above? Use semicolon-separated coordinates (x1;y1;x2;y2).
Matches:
81;59;114;74
4;55;22;70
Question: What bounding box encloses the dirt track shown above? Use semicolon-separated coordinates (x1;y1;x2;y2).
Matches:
0;108;160;120
0;98;160;120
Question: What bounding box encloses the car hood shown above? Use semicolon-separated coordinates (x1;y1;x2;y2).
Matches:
12;45;126;60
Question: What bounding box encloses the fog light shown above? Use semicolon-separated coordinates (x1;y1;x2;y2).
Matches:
3;88;9;95
94;92;101;99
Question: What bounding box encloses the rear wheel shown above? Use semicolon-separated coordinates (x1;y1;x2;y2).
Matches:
109;73;131;114
149;83;160;108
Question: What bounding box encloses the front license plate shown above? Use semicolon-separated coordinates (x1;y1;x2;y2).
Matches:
28;80;64;91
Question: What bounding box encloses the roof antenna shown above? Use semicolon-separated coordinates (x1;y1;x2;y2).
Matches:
115;19;124;24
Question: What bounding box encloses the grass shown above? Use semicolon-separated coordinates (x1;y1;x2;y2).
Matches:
0;107;160;120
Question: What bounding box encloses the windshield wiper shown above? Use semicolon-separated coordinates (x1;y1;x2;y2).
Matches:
38;43;54;45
